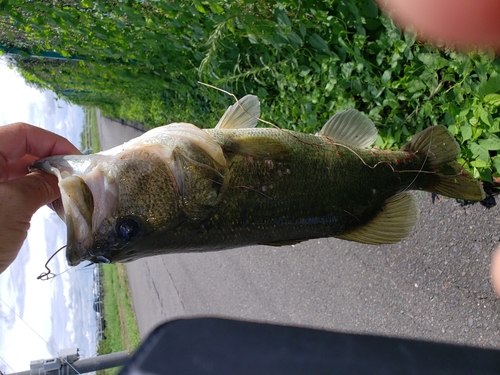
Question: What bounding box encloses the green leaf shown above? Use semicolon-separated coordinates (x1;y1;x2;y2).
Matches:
492;156;500;172
475;166;492;182
309;34;331;55
81;0;93;8
247;34;258;44
434;56;449;70
469;116;479;127
406;79;426;93
478;107;493;126
470;142;490;162
325;81;335;92
298;23;307;38
482;71;500;96
458;108;470;120
360;0;379;18
448;125;457;135
479;136;500;150
483;93;500;106
194;1;206;14
299;66;311;77
274;6;291;27
287;32;303;47
471;159;488;168
416;52;436;65
381;69;392;84
461;123;472;141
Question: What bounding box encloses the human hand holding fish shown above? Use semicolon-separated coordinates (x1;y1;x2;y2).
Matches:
0;122;80;273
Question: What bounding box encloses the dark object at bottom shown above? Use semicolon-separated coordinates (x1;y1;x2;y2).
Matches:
119;317;500;375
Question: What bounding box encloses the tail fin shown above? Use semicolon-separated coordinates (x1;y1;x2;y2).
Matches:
401;126;485;201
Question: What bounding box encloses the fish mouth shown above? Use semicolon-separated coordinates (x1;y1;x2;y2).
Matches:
31;155;117;266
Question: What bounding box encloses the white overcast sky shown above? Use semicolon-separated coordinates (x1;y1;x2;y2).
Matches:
0;59;97;373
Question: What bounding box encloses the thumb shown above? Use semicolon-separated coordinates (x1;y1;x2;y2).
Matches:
3;172;61;217
0;173;60;273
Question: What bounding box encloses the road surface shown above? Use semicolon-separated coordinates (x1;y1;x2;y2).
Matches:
97;111;500;349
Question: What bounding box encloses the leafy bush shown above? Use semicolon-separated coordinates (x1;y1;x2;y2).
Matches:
1;0;500;182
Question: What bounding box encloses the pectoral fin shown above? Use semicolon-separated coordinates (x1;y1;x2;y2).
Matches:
336;193;419;244
318;109;378;148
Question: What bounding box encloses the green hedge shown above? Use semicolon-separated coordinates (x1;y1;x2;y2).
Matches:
1;0;500;182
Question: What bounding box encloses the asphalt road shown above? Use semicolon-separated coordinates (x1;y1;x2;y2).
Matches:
98;111;500;349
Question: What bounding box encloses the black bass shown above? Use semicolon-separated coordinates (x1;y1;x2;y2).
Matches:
31;95;485;266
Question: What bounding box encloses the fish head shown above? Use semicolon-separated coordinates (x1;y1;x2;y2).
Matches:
31;150;182;266
31;123;227;266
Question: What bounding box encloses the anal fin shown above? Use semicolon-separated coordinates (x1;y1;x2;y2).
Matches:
336;193;419;245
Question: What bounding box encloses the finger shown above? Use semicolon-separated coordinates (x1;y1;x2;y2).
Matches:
0;122;80;166
491;245;500;296
1;172;61;215
377;0;500;52
0;155;38;182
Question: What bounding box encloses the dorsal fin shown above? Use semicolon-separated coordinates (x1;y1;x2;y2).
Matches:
317;109;377;148
215;95;260;129
336;193;419;244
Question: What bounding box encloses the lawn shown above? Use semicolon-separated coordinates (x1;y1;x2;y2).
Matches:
96;263;141;375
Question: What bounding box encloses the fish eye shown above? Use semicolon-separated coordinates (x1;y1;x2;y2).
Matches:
116;217;141;240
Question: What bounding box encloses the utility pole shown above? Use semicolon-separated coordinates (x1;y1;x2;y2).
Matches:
6;348;130;375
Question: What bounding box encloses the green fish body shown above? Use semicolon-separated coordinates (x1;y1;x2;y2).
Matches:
31;95;485;265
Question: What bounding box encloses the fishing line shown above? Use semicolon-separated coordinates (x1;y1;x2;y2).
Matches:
198;82;281;129
400;127;434;194
198;82;392;169
198;81;338;148
198;82;463;186
0;297;83;374
37;245;67;280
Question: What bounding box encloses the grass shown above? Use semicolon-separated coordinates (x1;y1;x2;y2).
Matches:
97;263;141;375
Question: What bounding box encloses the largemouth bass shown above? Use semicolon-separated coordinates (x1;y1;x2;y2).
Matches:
32;96;485;266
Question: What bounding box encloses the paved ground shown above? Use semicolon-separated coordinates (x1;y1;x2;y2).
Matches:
98;112;500;349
